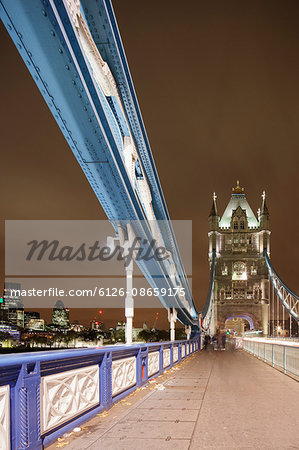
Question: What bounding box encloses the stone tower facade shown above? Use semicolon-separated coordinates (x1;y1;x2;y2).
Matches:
209;182;270;336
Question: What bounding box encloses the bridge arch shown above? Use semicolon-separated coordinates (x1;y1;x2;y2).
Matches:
218;312;259;335
225;314;254;330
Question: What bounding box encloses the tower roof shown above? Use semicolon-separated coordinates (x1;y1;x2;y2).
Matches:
219;182;259;228
54;300;65;309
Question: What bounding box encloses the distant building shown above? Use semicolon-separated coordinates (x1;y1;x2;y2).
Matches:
24;311;40;328
1;282;24;327
115;321;125;331
8;308;24;329
3;282;23;308
52;300;70;327
26;319;45;331
90;320;104;331
209;182;270;335
71;321;85;332
0;324;20;341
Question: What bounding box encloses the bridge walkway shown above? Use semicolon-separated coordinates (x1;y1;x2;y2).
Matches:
48;348;299;449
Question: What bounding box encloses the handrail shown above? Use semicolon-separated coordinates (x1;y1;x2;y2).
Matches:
0;338;200;449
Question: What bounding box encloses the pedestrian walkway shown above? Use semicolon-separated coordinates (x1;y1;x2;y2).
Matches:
48;348;299;449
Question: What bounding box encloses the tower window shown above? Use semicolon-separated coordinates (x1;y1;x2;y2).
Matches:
222;266;228;276
232;262;247;280
251;266;257;275
233;221;238;230
240;221;245;230
225;290;232;299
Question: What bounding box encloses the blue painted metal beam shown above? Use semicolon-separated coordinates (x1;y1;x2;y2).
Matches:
0;0;198;325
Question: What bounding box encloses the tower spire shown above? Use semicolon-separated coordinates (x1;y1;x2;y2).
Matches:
232;180;245;195
209;192;218;217
261;191;269;216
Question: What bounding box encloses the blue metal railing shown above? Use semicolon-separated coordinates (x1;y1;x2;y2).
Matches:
0;337;200;449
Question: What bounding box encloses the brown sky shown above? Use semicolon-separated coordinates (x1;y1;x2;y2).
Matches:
1;0;299;329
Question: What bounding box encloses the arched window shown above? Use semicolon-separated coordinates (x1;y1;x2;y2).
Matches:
232;262;247;280
233;221;238;230
240;220;245;230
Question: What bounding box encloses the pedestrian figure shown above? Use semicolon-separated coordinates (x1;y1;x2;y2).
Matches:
204;334;210;350
221;333;226;350
216;331;222;350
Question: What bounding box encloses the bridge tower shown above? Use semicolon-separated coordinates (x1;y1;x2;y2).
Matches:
209;182;270;336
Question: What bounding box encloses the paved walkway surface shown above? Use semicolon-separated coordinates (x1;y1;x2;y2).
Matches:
48;348;299;449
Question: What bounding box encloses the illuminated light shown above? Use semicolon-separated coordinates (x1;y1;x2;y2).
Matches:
99;310;103;315
0;298;3;304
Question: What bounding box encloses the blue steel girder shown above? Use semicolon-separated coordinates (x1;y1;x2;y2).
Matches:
0;0;197;325
80;0;194;312
264;249;299;323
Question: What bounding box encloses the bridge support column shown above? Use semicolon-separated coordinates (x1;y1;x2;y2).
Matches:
185;325;191;340
108;224;140;346
125;259;134;345
168;308;177;341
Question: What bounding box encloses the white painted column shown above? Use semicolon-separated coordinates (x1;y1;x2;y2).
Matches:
168;308;177;341
125;259;134;345
185;325;191;340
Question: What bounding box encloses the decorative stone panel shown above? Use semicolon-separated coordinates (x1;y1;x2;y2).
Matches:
148;351;159;377
163;348;171;368
173;346;178;363
112;356;136;397
40;365;99;434
0;385;10;450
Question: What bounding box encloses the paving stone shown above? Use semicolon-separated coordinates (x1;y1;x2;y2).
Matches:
150;390;204;400
104;420;194;439
137;399;201;410
88;438;190;450
123;408;198;422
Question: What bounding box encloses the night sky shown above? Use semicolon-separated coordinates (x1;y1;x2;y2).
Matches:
1;0;299;329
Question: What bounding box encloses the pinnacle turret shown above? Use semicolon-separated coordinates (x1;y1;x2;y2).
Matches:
261;191;270;217
209;192;218;217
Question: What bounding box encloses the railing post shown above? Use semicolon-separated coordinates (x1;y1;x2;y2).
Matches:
170;343;173;368
178;342;182;362
101;351;112;410
159;344;164;374
283;345;286;374
272;344;274;367
136;347;142;387
137;347;148;386
13;362;42;450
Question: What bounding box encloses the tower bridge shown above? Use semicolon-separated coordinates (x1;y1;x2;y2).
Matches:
0;1;299;449
209;181;270;336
